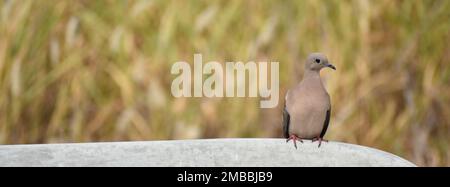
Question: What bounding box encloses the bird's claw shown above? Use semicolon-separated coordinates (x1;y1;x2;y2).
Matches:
286;134;303;149
312;137;328;147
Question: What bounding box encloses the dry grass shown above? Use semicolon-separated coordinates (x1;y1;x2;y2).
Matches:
0;0;449;166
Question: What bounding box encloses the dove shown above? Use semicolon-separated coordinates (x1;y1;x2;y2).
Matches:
282;53;335;148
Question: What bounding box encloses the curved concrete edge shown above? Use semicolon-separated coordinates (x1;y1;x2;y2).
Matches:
0;138;416;167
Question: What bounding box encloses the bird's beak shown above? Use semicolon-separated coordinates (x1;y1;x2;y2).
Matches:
327;63;336;70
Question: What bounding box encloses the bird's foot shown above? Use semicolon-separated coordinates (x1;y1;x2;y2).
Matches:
312;137;328;148
286;134;303;149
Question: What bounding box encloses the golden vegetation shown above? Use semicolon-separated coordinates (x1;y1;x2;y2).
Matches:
0;0;449;166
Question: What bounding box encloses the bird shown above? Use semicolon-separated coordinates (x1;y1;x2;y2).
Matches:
282;53;335;148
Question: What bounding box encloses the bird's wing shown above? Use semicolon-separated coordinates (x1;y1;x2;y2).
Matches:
319;108;331;138
282;103;290;138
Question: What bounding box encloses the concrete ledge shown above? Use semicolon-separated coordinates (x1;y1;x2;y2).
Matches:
0;138;415;167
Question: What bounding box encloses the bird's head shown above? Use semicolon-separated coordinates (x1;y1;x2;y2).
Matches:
305;53;336;71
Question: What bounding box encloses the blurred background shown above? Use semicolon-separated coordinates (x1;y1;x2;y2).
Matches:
0;0;449;166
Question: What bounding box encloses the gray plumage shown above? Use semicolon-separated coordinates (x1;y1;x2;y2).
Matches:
283;53;335;148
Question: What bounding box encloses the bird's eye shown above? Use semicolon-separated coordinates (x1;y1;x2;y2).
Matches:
315;59;321;63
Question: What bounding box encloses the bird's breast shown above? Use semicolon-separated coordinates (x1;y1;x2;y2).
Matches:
286;87;330;139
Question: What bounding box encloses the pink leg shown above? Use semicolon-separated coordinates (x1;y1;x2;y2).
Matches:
312;137;328;147
286;134;304;149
